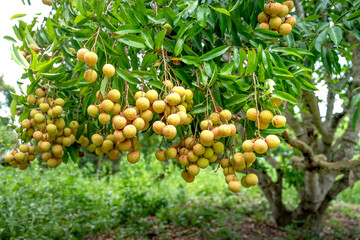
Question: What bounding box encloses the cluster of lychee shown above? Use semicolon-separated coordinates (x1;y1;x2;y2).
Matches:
4;87;79;169
77;48;116;83
257;0;296;37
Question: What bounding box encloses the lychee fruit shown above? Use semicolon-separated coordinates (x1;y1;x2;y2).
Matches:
223;167;235;176
39;102;50;113
197;157;209;169
184;114;193;125
220;158;231;168
188;151;199;162
101;140;114;153
218;124;231;137
259;23;270;30
246;108;258;121
155;150;166;161
46;123;57;135
188;164;200;176
165;147;177;159
117;139;132;152
178;155;189;166
193;144;205;156
203;147;214;159
21;119;31;129
228;180;241;193
54;98;65;106
108;89;121;102
285;16;296;28
133;118;145;130
123;124;137;138
162;125;177;139
127;151;140;164
185;89;193;102
34;113;45;123
102;64;115;77
136;97;150;111
153;121;166;134
260;110;274;124
210;112;220;125
140;110;153;122
270;97;282;108
77;48;89;62
255;120;270;130
283;0;294;12
99;113;111;124
27;95;36;105
200;130;214;143
84;51;98;66
172;86;185;98
52;105;63;116
220;109;232;122
113;115;127;130
124;107;137;120
242;140;254;152
114;130;126;142
244;152;256;165
163;80;173;90
100;99;114;113
213;142;224;154
257;12;269;23
87;104;99;117
278;4;289;18
184;137;196;149
167;113;181;126
181;170;195;183
166;93;181;106
111;103;121;115
279;23;292;36
272;115;286;128
265;135;280;149
84;69;97;83
91;134;104;146
153;100;166;113
109;149;120;160
145;90;158;103
225;174;238;184
177;111;187;124
269;17;282;29
179;148;189;155
200;119;213;130
245;173;258;187
253;139;268;154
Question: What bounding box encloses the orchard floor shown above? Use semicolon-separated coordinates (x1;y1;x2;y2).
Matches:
0;160;359;240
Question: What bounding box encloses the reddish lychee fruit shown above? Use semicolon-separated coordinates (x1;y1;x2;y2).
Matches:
181;170;195;183
259;23;270;30
113;115;127;130
178;155;189;166
188;164;200;176
200;119;213;130
185;137;196;149
285;16;296;28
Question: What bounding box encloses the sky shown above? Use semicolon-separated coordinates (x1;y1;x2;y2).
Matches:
0;2;342;117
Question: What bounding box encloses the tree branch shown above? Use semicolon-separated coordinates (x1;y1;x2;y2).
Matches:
294;0;305;19
290;155;360;174
280;131;314;162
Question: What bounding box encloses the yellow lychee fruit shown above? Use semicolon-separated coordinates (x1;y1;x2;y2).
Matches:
99;113;111;124
162;125;177;139
188;151;199;162
220;158;231;168
134;91;145;100
133;118;145;130
260;110;274;124
245;173;258;186
108;89;121;102
242;140;254;152
52;105;63;116
265;135;280;149
279;23;292;36
285;16;296;28
84;51;98;66
165;147;177;159
166;93;181;106
99;99;114;113
177;111;187;124
218;124;231;137
27;95;36;105
270;97;282;108
179;148;189;155
228;180;241;193
178;155;189;166
163;80;173;90
283;0;294;12
91;134;104;146
197;157;209;169
210;112;220;125
164;23;172;35
42;0;52;6
200;119;213;131
181;169;195;183
124;107;137;120
114;130;126;142
101;140;114;153
145;90;158;103
153;100;166;113
253;139;268;154
77;48;89;62
118;139;132;152
223;167;235;176
55;98;65;106
127;151;140;164
259;23;270;30
213;142;224;154
19;144;29;153
21;119;31;129
152;121;166;134
278;4;289;18
193;143;205;156
167;113;181;126
108;149;120;160
188;164;200;176
84;69;97;83
123;124;137;138
255;120;270;130
102;64;115;77
246;108;258;121
185;89;193;102
184;137;196;149
34;113;45;123
244;152;256;165
46;124;57;135
200;139;214;147
184;114;193;125
257;12;269;23
269;17;282;29
87;105;99;117
220;109;232;122
155;150;166;161
225;174;238;184
200;130;214;143
172;86;185;98
272;115;286;128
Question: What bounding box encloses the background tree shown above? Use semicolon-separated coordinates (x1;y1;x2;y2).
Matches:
4;0;360;229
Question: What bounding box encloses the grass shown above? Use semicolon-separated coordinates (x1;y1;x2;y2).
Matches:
0;156;359;240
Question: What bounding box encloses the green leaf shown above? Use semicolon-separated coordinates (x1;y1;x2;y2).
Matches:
209;6;230;16
75;0;87;17
208;61;219;88
199;46;229;61
116;69;140;85
3;36;17;42
10;14;27;20
100;77;109;97
260;128;286;134
141;30;154;49
190;103;207;114
115;24;142;35
315;28;328;52
10;44;29;69
347;9;360;21
155;29;166;50
174;39;184;56
272;90;298;104
10;96;18;121
352;108;359;131
351;93;360;108
328;26;342;46
225;94;249;107
245;49;257;75
272;47;303;59
301;15;322;22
